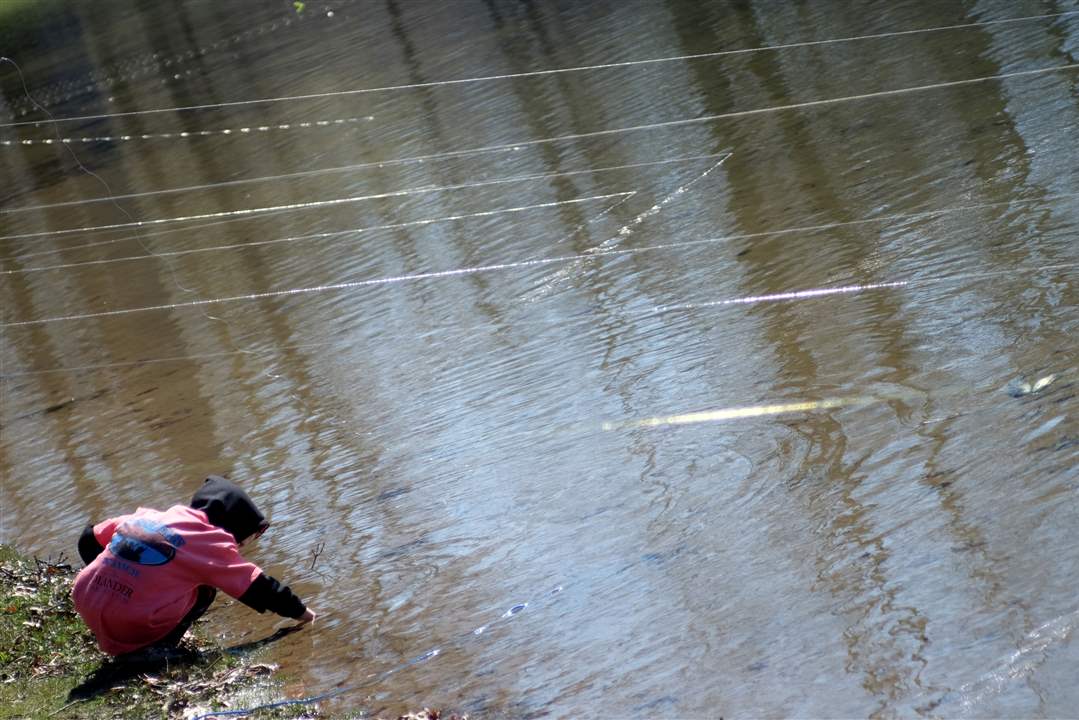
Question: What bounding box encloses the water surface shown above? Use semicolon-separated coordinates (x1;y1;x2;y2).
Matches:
2;0;1077;716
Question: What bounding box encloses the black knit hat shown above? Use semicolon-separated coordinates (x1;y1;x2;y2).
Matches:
190;476;269;544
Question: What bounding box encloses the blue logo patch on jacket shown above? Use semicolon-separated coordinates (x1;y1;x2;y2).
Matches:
109;518;184;566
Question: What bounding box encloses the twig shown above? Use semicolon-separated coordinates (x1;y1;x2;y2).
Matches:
309;542;324;571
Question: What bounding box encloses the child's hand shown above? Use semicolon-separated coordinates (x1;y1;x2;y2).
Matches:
296;608;317;626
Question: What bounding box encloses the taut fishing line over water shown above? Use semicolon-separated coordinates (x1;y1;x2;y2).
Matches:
0;152;732;239
1;153;721;214
0;184;1074;275
3;8;1077;127
4;62;1078;202
4;195;629;272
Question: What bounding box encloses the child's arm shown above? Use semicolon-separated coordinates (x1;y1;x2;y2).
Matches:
237;572;310;621
77;525;103;565
192;536;312;622
76;515;131;566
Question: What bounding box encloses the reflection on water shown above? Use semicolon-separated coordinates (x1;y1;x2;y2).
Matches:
1;0;1077;716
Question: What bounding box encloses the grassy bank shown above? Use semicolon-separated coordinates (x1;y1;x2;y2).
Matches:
0;545;314;719
0;546;465;719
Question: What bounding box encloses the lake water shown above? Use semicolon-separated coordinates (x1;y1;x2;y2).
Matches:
1;0;1077;716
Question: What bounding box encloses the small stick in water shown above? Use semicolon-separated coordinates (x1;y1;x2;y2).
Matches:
309;542;325;571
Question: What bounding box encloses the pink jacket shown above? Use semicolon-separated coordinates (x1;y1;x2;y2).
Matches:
72;505;262;655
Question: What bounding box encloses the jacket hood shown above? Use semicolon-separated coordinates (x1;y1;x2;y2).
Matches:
190;476;268;544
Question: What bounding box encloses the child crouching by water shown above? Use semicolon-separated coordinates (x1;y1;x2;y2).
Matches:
73;476;316;655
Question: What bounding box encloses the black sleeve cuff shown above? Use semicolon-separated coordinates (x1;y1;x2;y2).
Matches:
237;572;306;619
78;524;104;566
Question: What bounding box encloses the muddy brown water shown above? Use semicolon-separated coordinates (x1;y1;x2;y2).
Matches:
1;0;1077;716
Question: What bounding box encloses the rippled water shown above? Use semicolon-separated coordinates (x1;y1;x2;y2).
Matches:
2;0;1077;716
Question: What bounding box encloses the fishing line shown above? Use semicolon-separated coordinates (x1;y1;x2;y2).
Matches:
0;151;727;240
0;157;720;281
652;265;1078;312
0;188;636;278
3;194;632;274
0;141;529;217
4;115;377;146
3;221;1073;327
0;184;626;242
2;151;723;215
5;198;464;260
3;9;1076;128
655;280;911;311
5;62;1077;208
4;211;313;260
4;253;1070;386
5;180;1078;276
0;250;685;326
